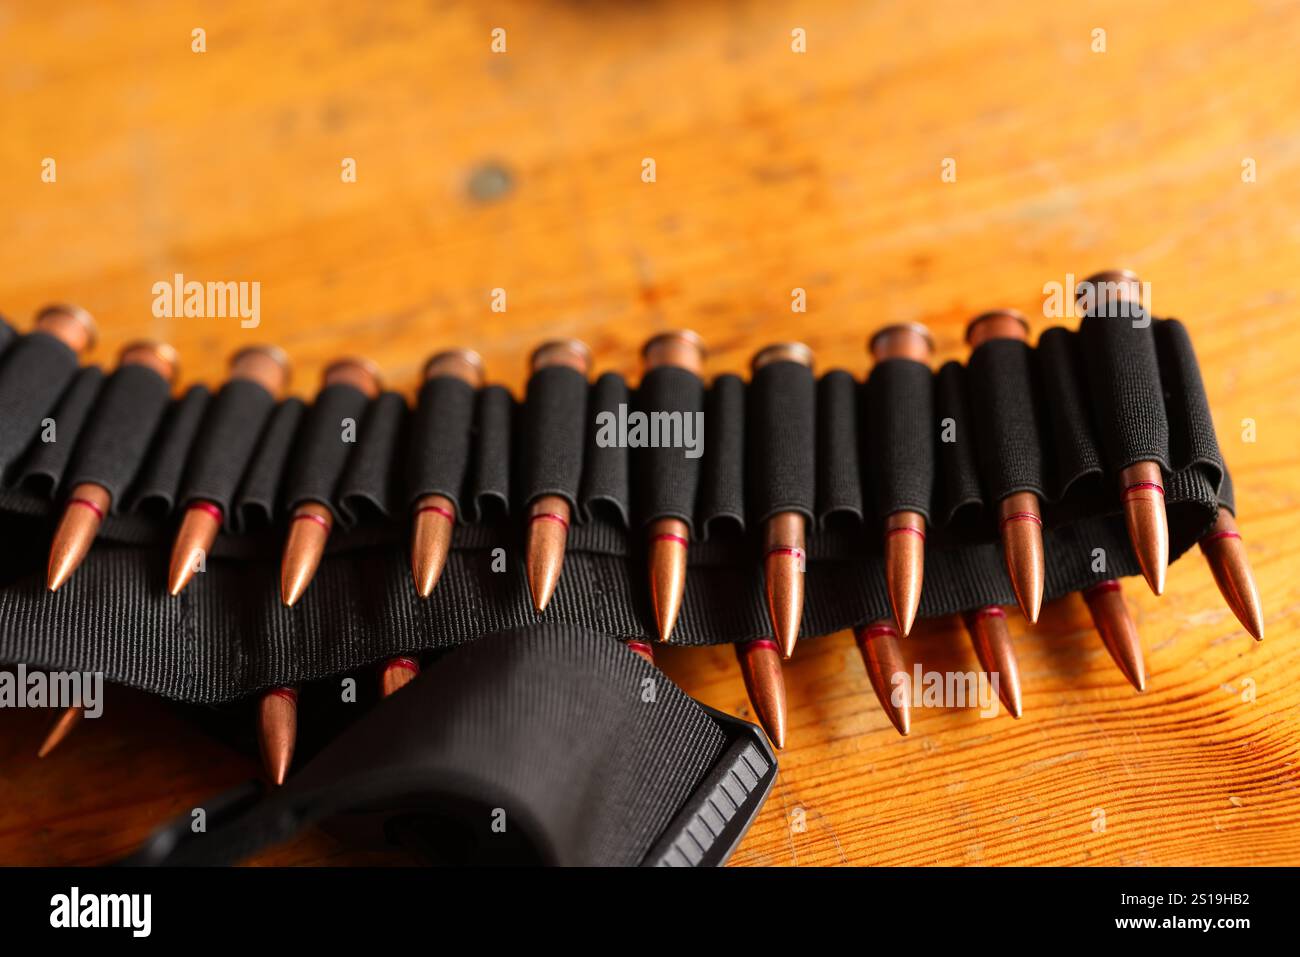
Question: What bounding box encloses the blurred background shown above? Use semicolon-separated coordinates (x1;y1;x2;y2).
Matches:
0;0;1297;865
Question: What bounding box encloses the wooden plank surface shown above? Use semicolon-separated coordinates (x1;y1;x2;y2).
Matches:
0;0;1297;866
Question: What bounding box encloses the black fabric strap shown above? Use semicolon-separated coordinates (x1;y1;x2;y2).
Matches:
581;373;631;526
633;366;703;531
747;359;815;522
697;373;746;539
469;385;512;522
0;333;80;479
125;625;770;866
1081;310;1170;472
1034;328;1104;499
64;364;173;510
968;338;1045;502
283;383;371;518
406;376;476;517
14;366;105;498
337;392;407;524
864;359;934;522
520;366;587;509
817;370;864;524
178;379;277;522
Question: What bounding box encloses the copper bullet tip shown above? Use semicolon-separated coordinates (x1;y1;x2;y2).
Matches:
963;607;1023;718
280;503;333;606
381;657;420;697
411;495;456;598
35;303;97;354
230;345;292;398
736;639;788;749
1120;462;1168;596
37;705;84;758
965;309;1030;348
751;341;814;372
763;512;806;658
854;621;911;736
526;495;570;612
648;518;689;641
47;483;111;592
168;501;223;596
1200;510;1264;640
884;511;926;637
257;687;298;785
998;492;1045;623
530;339;592;376
868;323;934;363
626;639;656;666
1084;580;1146;691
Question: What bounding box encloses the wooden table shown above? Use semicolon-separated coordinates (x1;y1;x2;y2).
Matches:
1;0;1296;866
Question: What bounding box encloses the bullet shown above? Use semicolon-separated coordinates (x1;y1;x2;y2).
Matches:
33;303;97;356
853;620;910;736
30;303;97;757
869;322;934;636
409;349;485;598
279;358;382;607
263;357;380;786
735;638;787;749
1119;460;1168;596
380;656;420;696
1077;271;1169;597
1082;580;1146;691
642;330;706;641
752;342;813;659
168;346;291;596
258;687;298;786
524;339;592;612
37;703;84;758
47;340;179;592
382;349;486;697
966;311;1045;623
961;606;1023;718
626;639;656;666
1199;509;1264;640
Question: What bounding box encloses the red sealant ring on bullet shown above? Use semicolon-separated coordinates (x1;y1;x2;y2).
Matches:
1084;580;1121;597
766;546;806;560
68;498;105;520
885;526;926;541
745;638;781;654
192;501;224;522
651;533;689;546
859;623;898;641
972;606;1007;621
270;687;298;704
999;511;1042;529
293;512;331;531
1122;482;1165;500
390;657;420;673
626;640;654;655
531;512;570;529
1203;530;1241;543
416;504;455;522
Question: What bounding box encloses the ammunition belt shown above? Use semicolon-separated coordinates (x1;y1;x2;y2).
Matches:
0;310;1227;704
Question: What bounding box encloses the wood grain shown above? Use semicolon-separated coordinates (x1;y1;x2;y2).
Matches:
0;0;1296;866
